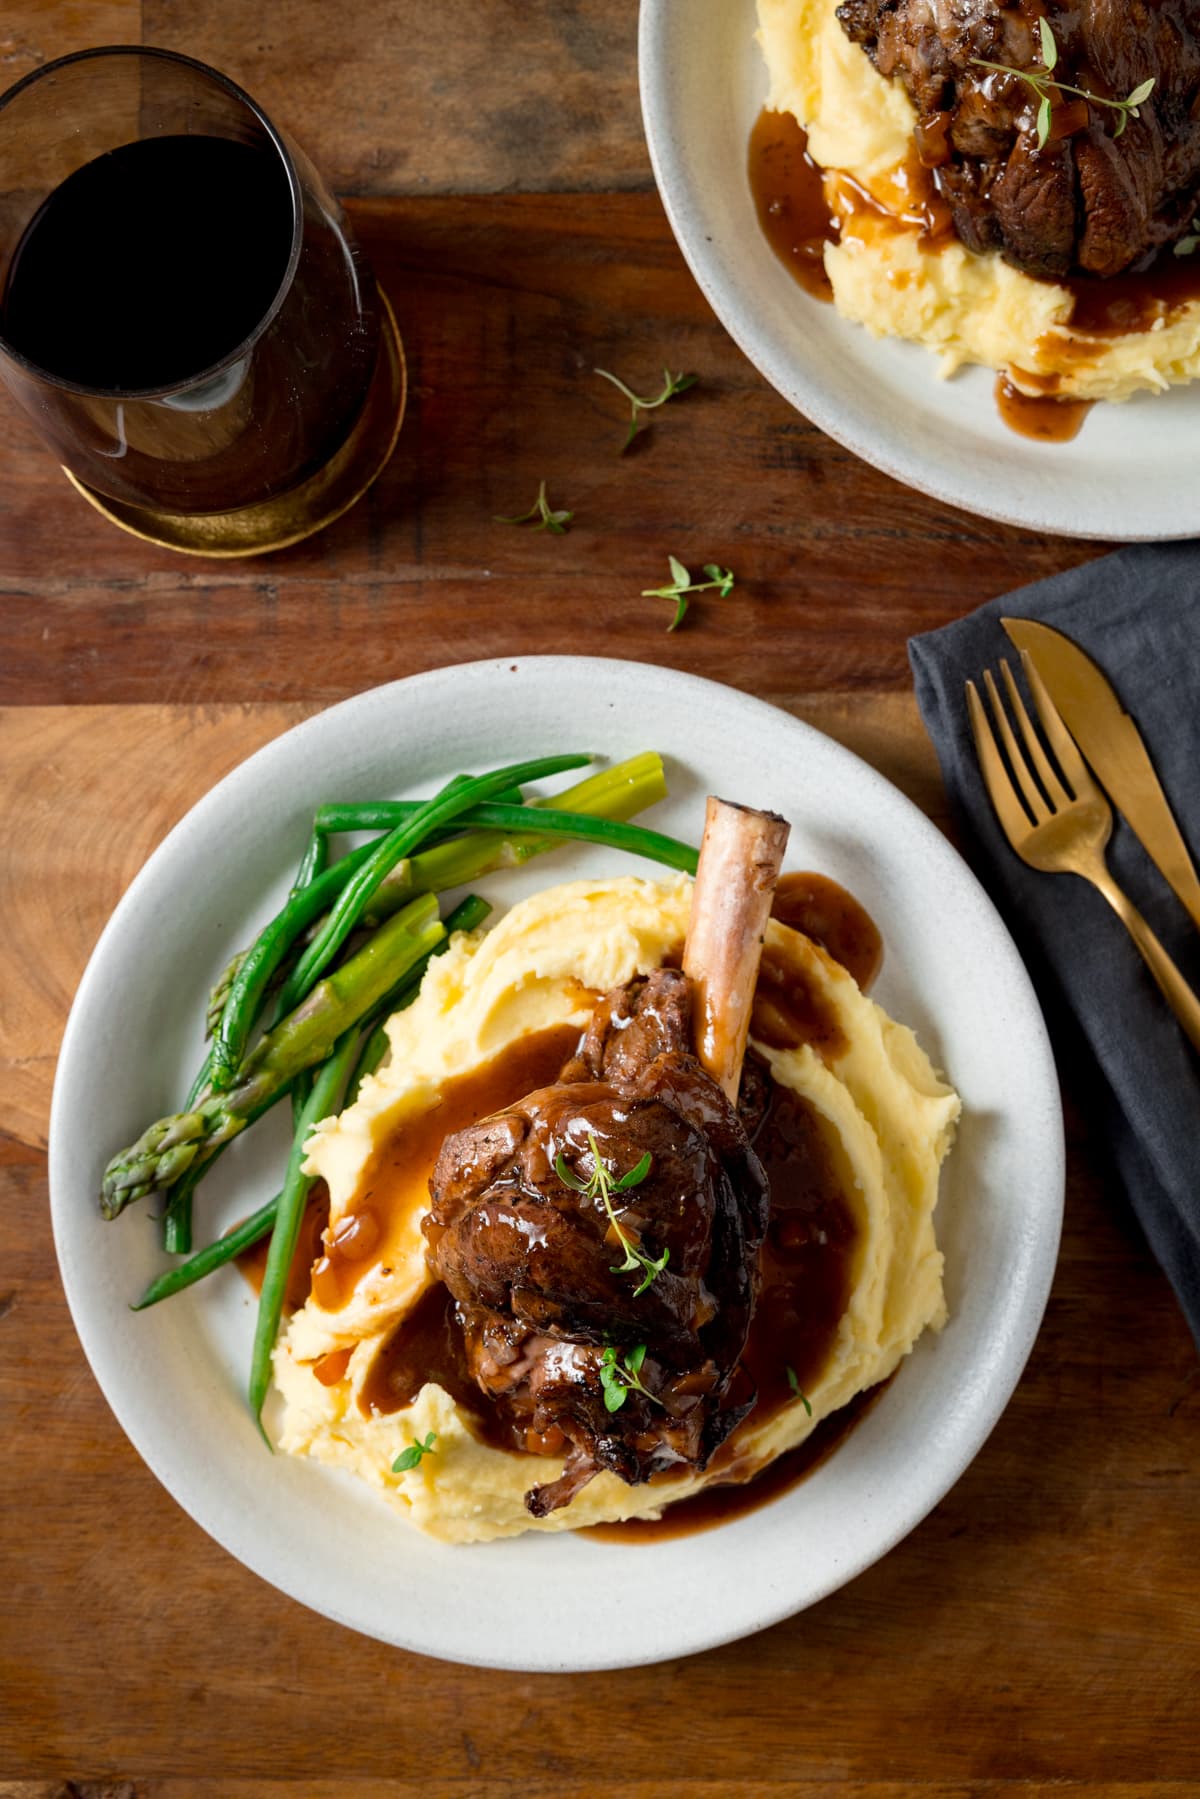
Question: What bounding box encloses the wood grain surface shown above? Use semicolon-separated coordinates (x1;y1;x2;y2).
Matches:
1;1;1197;1793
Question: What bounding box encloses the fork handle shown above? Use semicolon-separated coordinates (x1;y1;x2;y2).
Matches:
1090;868;1200;1057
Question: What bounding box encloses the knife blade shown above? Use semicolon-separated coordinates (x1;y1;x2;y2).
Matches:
1001;615;1200;933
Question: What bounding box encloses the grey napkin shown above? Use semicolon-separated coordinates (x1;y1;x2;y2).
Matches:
909;543;1200;1350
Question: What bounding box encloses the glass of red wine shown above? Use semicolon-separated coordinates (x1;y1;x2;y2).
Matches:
0;47;401;553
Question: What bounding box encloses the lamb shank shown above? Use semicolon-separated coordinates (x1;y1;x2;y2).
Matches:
835;0;1200;279
423;799;789;1515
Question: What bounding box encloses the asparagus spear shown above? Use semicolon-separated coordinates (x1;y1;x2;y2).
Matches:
131;894;492;1310
101;892;445;1218
175;826;332;1248
205;951;246;1041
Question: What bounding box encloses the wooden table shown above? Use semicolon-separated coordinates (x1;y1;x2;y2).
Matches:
3;4;1197;1792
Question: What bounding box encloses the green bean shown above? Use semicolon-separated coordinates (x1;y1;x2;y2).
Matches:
327;801;696;872
134;1194;279;1310
207;837;381;1093
275;753;592;1016
248;1029;360;1437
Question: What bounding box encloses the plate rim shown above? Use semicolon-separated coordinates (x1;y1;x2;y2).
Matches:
49;655;1065;1670
636;0;1197;544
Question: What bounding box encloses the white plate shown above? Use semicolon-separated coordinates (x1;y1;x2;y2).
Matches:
639;0;1196;541
50;658;1063;1671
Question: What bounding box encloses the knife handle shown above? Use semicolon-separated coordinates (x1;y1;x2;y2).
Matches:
1093;868;1200;1057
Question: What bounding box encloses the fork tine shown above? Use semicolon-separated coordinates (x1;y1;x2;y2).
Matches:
982;666;1051;824
1016;648;1101;801
966;679;1036;843
999;660;1071;809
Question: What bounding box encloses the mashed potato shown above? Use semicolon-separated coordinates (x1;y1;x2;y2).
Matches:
273;876;959;1542
757;0;1200;401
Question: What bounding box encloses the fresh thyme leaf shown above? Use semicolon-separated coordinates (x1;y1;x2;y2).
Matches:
599;1347;628;1413
555;1132;667;1294
1038;15;1057;73
554;1151;588;1193
702;562;737;598
641;558;737;632
391;1430;437;1473
970;41;1154;145
1176;222;1200;257
599;1342;661;1411
594;365;698;451
494;478;574;534
615;1151;652;1191
785;1366;814;1416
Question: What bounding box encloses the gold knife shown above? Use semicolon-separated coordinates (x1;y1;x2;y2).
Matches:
1001;616;1200;933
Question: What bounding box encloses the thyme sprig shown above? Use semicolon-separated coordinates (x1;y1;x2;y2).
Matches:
594;366;697;451
554;1133;667;1295
495;479;574;534
392;1430;437;1473
599;1343;663;1413
642;556;736;632
972;19;1154;150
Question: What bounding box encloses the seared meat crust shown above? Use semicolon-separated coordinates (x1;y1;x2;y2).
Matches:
835;0;1200;278
424;968;770;1515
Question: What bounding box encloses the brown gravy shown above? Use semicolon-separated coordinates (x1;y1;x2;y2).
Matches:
237;1182;330;1311
772;870;882;991
308;1022;582;1313
747;104;1200;446
995;374;1092;443
359;1279;518;1450
586;1382;886;1544
748;108;838;302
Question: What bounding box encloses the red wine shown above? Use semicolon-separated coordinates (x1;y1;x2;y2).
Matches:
1;134;294;391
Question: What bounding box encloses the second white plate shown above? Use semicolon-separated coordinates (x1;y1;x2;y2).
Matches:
639;0;1198;540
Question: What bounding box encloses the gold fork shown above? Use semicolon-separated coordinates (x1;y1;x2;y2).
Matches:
967;649;1200;1057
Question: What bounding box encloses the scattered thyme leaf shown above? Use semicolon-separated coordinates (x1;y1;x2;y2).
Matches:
555;1132;667;1295
494;478;574;535
599;1343;661;1412
641;558;737;632
594;366;698;452
971;30;1154;146
1037;15;1058;73
786;1367;813;1416
391;1430;437;1473
1176;222;1200;257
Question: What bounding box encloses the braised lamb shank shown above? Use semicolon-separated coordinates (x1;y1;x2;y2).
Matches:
836;0;1200;278
424;799;789;1515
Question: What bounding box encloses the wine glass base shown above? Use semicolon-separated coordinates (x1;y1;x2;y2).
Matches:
61;286;406;558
